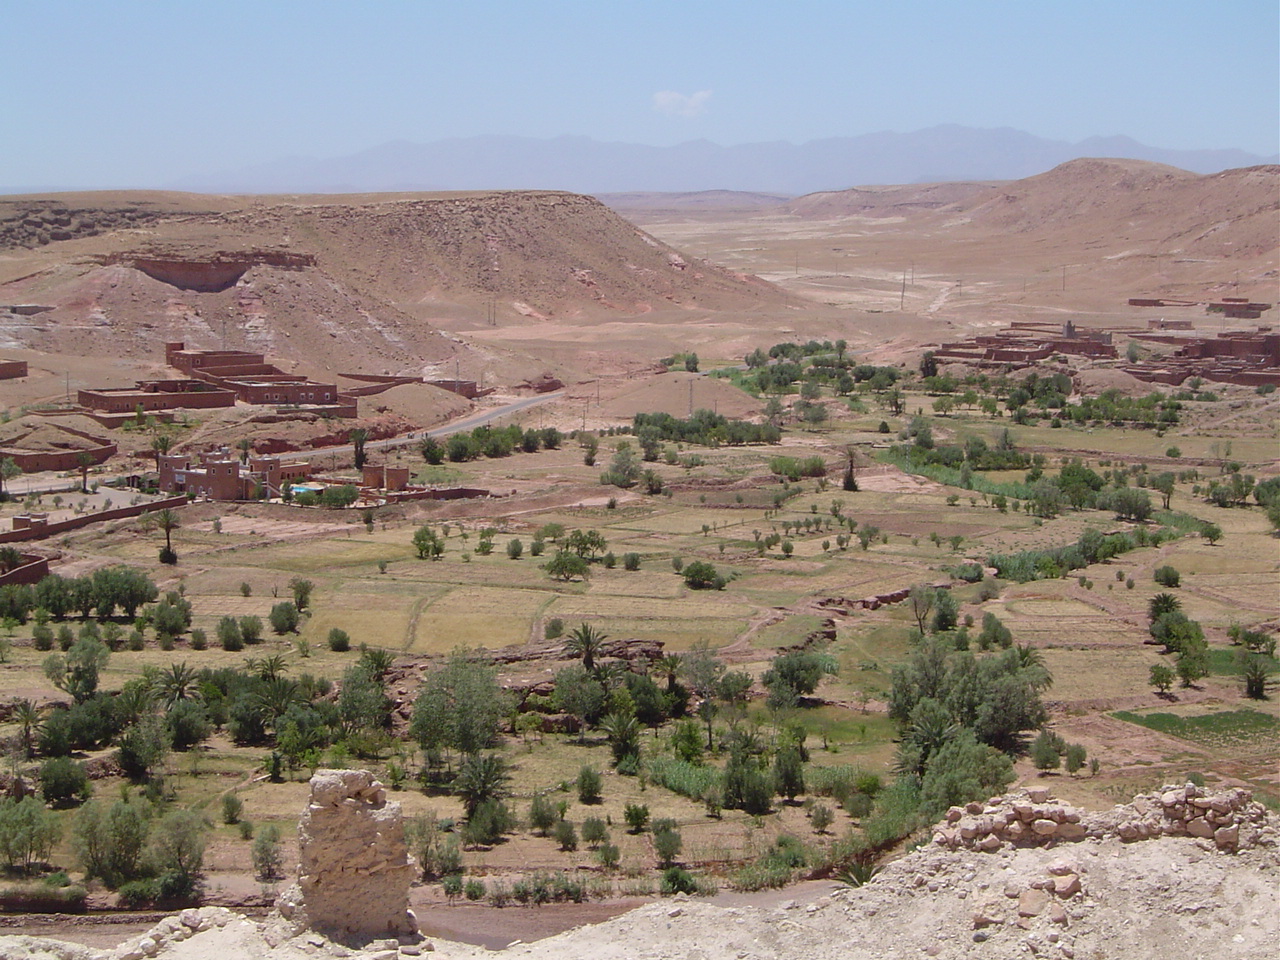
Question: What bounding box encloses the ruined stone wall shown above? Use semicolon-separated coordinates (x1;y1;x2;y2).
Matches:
276;769;417;940
932;783;1274;855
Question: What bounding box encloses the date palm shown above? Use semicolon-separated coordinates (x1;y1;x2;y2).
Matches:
253;677;303;727
1013;644;1053;691
564;623;607;673
150;432;173;469
455;753;510;817
13;699;43;758
153;508;180;556
154;662;200;707
598;711;641;766
655;654;683;693
1148;593;1181;623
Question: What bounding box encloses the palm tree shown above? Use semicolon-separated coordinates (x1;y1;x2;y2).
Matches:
253;677;303;728
565;623;607;673
895;704;960;778
655;654;683;693
76;451;94;492
1148;593;1182;623
455;753;510;817
350;428;370;470
13;699;43;758
154;508;180;562
247;654;289;683
154;662;199;707
150;432;173;469
598;711;641;766
1014;644;1053;691
115;678;157;726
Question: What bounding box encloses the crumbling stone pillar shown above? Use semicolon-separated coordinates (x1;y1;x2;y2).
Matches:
278;768;417;939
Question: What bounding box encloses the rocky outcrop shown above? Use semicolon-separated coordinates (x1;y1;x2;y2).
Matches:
932;783;1276;853
100;250;316;292
275;769;417;940
817;581;953;613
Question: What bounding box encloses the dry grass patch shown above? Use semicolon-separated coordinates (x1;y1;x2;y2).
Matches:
406;586;550;652
1037;646;1168;703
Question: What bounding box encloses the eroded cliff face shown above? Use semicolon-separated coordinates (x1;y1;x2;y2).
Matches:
96;251;317;292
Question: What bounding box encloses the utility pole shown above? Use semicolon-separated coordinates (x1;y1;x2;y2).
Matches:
688;379;694;416
900;270;907;310
1062;265;1067;291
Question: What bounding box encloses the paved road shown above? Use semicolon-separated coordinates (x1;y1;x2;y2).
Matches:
289;390;566;462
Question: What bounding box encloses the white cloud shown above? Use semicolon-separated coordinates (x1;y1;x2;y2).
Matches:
652;89;712;119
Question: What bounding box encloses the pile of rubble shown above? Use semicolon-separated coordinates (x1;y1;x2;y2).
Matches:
112;908;241;960
933;782;1273;853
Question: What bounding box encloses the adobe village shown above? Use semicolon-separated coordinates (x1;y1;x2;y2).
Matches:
0;158;1276;959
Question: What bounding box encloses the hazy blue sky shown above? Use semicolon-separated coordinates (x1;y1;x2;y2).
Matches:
3;0;1276;188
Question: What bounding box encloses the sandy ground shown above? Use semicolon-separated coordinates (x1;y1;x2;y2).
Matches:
1;837;1275;960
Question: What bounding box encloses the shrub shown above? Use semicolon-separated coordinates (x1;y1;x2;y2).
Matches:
576;766;602;805
238;615;263;643
0;881;87;913
545;618;565;640
33;624;54;651
581;817;608;848
653;824;682;867
217;617;243;652
189;629;207;651
221;794;243;825
252;825;282;880
328;628;351;652
810;803;834;834
623;552;641;571
506;539;523;560
596;842;621;869
554;819;578;852
1154;566;1181;588
464;879;485;901
682;561;723;590
116;879;164;907
528;794;558;836
623;803;650;834
660;866;697;895
1031;730;1062;771
40;756;90;806
463;799;514;847
269;602;300;635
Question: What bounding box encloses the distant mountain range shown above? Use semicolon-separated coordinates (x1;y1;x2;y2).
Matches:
167;126;1277;196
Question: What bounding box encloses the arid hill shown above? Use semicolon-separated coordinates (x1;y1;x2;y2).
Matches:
0;189;788;383
786;159;1280;262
